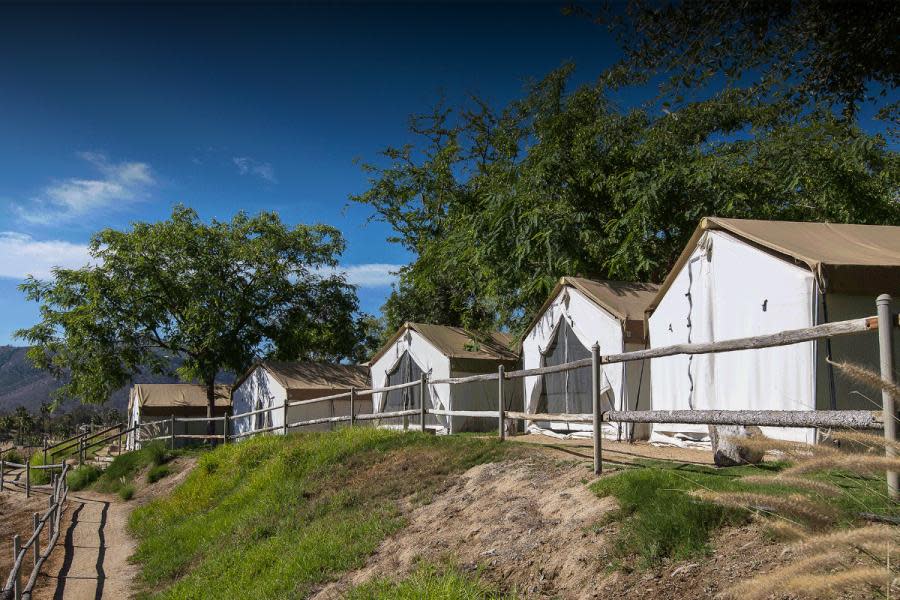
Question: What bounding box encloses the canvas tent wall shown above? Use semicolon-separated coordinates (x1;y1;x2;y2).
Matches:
231;361;370;436
369;322;522;433
521;277;657;440
647;217;900;445
127;384;231;449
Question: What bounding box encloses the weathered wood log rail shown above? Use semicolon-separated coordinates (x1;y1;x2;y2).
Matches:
1;463;70;600
127;299;899;494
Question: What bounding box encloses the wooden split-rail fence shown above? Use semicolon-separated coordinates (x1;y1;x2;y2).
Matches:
135;293;900;499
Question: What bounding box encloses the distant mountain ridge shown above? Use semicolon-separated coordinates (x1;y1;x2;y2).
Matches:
0;346;183;414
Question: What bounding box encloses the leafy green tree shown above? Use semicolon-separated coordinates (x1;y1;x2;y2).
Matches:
571;0;900;120
355;67;899;335
17;206;362;433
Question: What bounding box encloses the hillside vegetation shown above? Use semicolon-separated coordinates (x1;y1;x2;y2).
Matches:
128;428;513;599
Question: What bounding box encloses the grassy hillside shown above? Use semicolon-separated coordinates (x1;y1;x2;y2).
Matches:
128;428;513;599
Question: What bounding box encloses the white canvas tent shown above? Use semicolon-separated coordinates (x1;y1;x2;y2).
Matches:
231;361;370;436
647;217;900;445
369;322;521;433
126;384;231;449
521;277;657;440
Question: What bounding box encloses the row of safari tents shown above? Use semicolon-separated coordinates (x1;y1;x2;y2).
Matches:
128;217;900;447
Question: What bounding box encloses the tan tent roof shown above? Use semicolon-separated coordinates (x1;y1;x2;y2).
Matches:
523;277;659;344
130;384;231;411
369;322;518;368
649;217;900;313
239;361;369;391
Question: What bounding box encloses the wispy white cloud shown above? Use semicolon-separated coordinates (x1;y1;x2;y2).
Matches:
232;156;277;183
0;232;93;280
319;263;402;288
13;152;156;226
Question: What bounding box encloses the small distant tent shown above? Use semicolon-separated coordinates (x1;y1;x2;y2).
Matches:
647;217;900;445
521;277;658;439
230;361;370;436
369;322;522;433
127;384;231;449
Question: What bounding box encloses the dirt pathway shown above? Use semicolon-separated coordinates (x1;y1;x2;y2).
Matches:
31;490;138;600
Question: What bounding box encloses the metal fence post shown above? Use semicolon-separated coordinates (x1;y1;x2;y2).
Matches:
592;344;602;476
42;437;47;465
877;294;898;500
25;462;30;498
222;413;229;445
78;434;84;466
282;400;289;436
1;459;4;492
498;365;506;441
170;414;176;450
420;375;427;432
13;534;20;600
349;388;356;427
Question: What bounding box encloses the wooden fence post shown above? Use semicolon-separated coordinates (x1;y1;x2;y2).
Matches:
32;513;38;566
877;294;898;500
1;459;4;492
42;438;47;466
170;415;176;450
420;375;427;432
25;462;30;498
498;365;506;441
282;401;289;436
222;414;229;445
592;344;602;476
13;534;20;600
349;388;356;428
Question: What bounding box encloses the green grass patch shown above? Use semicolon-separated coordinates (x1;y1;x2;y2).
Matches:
129;428;513;599
347;563;513;599
592;459;899;567
95;441;172;495
28;453;51;485
146;465;172;484
68;464;103;491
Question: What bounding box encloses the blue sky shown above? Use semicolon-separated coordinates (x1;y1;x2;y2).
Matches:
0;2;626;345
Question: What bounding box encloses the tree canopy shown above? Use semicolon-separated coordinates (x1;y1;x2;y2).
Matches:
574;0;900;121
17;206;366;421
354;67;899;337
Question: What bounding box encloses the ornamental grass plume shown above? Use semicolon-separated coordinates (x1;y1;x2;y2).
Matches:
780;453;900;477
691;490;838;528
739;474;843;498
790;524;899;555
779;567;891;598
828;358;900;400
829;429;900;453
723;435;840;459
722;551;844;599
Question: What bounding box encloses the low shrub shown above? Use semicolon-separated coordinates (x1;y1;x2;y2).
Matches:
146;441;170;467
68;465;103;491
147;465;172;484
3;449;24;465
119;482;136;501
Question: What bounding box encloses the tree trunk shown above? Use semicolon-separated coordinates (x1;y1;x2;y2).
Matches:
708;425;765;467
205;378;216;442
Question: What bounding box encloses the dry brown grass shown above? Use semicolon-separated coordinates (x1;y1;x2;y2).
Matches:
691;490;838;528
726;435;840;458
